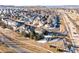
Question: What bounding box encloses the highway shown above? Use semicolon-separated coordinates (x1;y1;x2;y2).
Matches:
63;13;79;52
66;13;79;43
66;13;79;31
65;14;79;40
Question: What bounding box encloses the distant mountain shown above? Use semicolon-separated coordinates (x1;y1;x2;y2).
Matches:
0;5;79;8
46;5;79;8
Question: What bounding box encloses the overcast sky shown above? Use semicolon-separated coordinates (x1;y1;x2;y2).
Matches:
0;0;79;6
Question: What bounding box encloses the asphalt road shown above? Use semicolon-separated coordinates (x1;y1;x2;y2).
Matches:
63;13;79;52
0;35;31;53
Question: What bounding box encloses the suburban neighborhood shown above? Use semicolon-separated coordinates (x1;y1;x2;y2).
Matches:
0;5;79;53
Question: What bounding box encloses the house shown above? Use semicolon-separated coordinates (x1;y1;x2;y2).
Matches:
44;24;50;28
33;17;40;26
15;21;24;27
1;18;24;31
52;15;60;28
1;18;8;24
16;25;25;33
19;25;35;34
44;35;53;41
22;17;33;23
35;28;45;35
1;18;16;26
